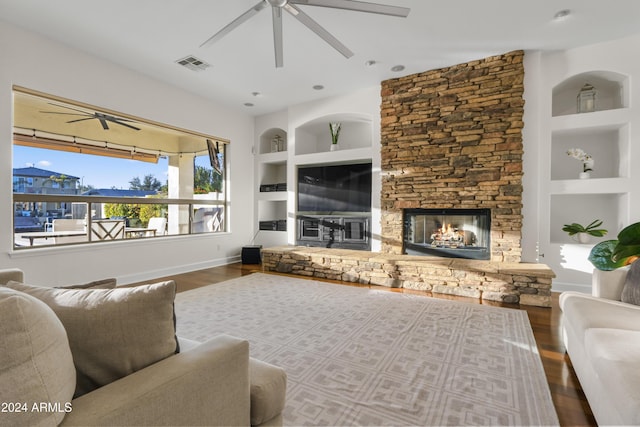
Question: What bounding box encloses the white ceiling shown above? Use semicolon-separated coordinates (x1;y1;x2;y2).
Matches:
2;0;640;116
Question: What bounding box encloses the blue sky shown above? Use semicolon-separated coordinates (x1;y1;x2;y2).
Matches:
14;145;210;190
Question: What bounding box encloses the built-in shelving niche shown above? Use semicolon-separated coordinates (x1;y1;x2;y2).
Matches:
549;70;631;245
552;70;628;117
294;113;372;155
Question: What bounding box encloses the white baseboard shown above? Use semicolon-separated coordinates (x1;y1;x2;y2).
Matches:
552;281;591;294
118;255;242;285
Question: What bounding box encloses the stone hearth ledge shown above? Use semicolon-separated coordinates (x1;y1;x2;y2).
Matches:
261;246;555;307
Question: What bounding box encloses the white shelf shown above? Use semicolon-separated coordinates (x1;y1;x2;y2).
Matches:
551;108;630;132
258;151;287;164
294;147;372;166
257;191;287;202
549;178;630;195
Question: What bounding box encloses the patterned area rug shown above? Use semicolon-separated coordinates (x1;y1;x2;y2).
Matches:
175;273;559;426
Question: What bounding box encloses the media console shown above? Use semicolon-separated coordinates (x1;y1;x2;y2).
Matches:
296;215;370;250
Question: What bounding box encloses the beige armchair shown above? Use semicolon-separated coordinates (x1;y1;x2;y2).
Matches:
0;269;286;426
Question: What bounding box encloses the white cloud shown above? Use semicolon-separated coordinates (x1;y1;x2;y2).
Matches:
37;160;52;168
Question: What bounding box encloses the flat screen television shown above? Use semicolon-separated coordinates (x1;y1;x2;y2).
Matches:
297;162;372;213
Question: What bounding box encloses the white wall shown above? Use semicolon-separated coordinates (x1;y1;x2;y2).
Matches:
523;33;640;293
0;21;255;285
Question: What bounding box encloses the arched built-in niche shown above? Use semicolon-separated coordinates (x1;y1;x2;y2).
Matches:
259;127;287;154
552;70;628;117
294;113;372;155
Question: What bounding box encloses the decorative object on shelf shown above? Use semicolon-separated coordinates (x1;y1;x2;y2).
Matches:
577;83;597;113
589;222;640;270
567;148;594;178
562;219;608;244
329;122;341;151
271;134;283;152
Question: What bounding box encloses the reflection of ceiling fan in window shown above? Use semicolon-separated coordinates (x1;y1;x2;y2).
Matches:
41;103;141;131
201;0;410;68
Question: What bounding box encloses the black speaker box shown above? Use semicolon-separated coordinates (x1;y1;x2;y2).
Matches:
241;245;262;264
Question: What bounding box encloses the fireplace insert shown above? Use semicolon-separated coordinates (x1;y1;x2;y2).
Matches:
403;208;490;260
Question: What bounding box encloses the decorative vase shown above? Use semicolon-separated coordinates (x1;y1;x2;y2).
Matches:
576;233;591;244
579;171;590;179
330;144;339;151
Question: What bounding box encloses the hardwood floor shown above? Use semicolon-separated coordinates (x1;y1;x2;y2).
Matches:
136;262;596;427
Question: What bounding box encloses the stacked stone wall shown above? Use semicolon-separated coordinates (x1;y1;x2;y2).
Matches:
380;50;525;262
262;246;554;307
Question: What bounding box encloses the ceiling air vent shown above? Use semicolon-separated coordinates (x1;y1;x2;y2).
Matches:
175;55;210;71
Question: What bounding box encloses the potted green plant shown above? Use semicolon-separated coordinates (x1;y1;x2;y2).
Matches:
329;122;341;151
562;219;607;243
589;222;640;270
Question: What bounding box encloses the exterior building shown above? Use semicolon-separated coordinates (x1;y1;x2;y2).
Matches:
13;166;79;194
13;167;79;218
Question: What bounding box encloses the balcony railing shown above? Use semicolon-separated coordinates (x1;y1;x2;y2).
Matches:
13;193;225;249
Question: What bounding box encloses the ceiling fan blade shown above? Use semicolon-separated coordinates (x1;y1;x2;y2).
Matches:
40;111;91;117
46;103;94;115
98;113;142;131
97;118;110;130
65;117;97;124
200;1;268;48
109;120;141;131
272;6;284;68
290;0;410;17
284;3;354;59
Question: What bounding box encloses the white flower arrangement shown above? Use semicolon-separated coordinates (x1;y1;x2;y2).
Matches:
567;148;594;172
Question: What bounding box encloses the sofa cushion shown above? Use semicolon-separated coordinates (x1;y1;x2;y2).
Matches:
5;280;179;397
0;287;76;426
585;328;640;425
621;260;640;305
57;277;117;289
249;358;287;426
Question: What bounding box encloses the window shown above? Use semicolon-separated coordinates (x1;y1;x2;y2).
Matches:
12;87;229;248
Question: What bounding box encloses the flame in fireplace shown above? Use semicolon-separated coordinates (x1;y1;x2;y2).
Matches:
432;223;464;246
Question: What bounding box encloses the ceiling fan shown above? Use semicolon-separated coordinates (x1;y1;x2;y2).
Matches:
200;0;410;67
41;103;141;131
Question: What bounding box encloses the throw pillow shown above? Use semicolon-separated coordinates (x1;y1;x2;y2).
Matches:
57;277;117;289
4;280;179;397
0;287;76;426
621;259;640;305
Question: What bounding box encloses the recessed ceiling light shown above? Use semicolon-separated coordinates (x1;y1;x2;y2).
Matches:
312;85;324;90
365;60;377;67
391;65;405;72
244;102;254;107
252;92;262;97
553;9;571;22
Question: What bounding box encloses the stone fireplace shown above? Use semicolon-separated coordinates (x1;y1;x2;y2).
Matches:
380;50;525;263
262;50;556;307
403;208;491;260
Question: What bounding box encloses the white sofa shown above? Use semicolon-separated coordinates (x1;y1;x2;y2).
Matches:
559;267;640;426
0;268;286;427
